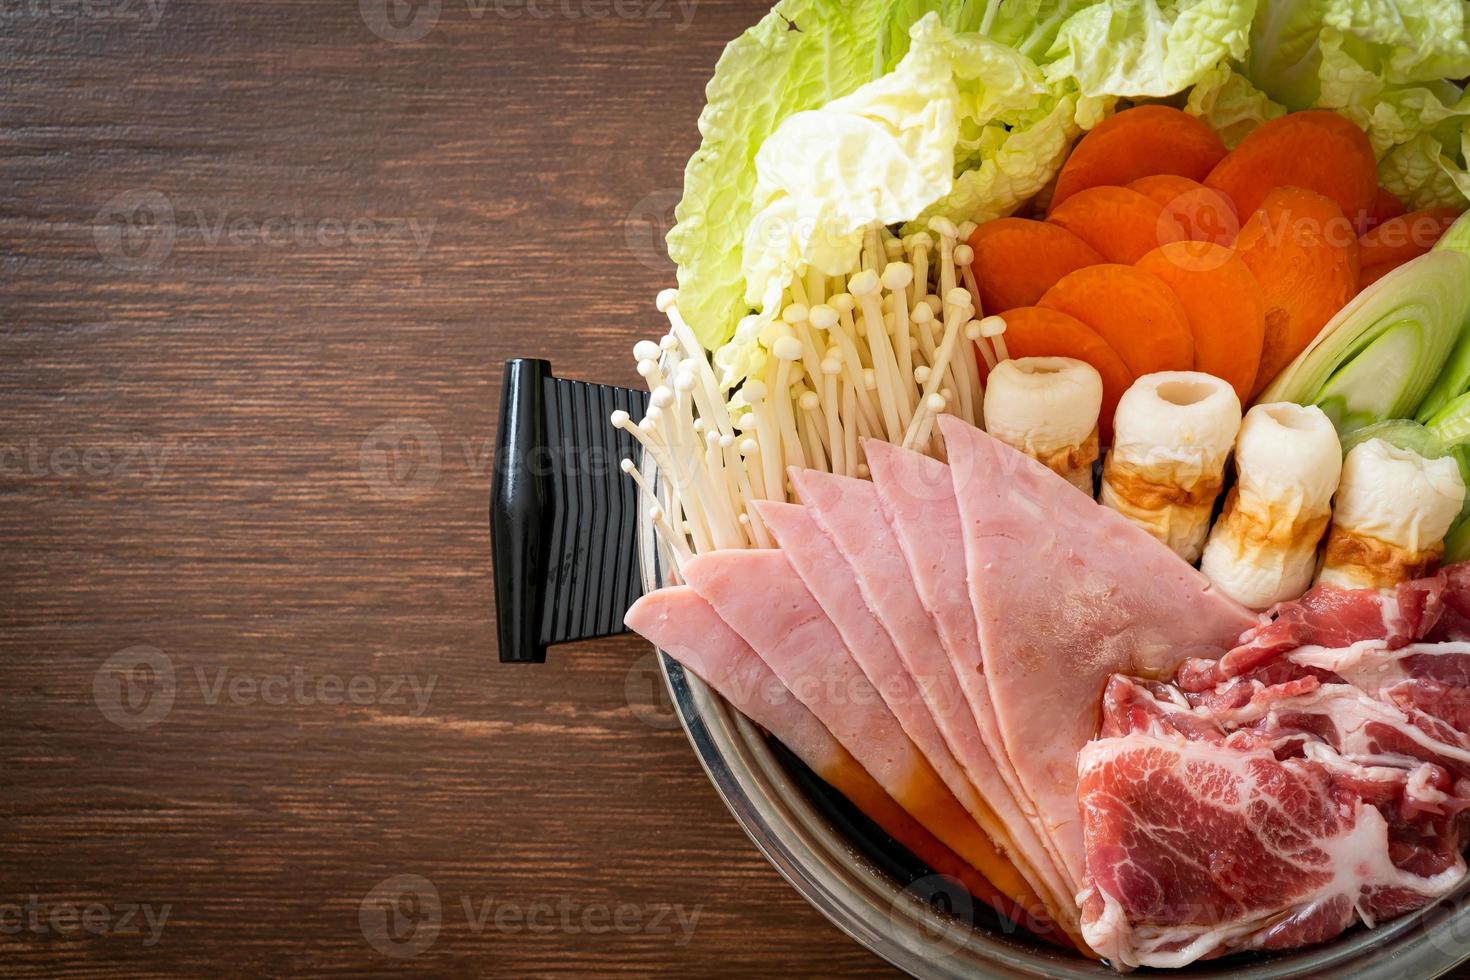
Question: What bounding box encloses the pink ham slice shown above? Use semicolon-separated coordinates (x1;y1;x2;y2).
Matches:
753;501;989;821
623;585;1014;906
679;549;1053;935
860;439;1080;923
937;414;1258;889
753;497;1077;938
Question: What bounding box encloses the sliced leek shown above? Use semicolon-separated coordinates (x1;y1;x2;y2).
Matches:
1261;251;1470;433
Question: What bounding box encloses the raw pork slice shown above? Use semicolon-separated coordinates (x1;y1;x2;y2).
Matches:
679;550;1053;933
1178;575;1449;693
1292;642;1470;734
859;439;1081;928
624;586;1007;905
938;415;1258;887
1079;730;1467;968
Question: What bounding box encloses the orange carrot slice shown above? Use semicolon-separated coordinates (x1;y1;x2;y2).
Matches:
1127;174;1241;246
1047;186;1187;265
1050;106;1227;212
1038;263;1195;378
1136;242;1266;401
968;218;1105;313
1204;110;1378;223
1359;263;1396;290
1234;186;1360;397
1358;207;1462;270
989;306;1134;441
1360;187;1408;234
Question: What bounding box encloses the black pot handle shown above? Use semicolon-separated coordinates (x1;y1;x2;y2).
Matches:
490;359;650;663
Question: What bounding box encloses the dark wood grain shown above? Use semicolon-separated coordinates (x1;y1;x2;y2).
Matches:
7;4;1469;978
0;1;900;974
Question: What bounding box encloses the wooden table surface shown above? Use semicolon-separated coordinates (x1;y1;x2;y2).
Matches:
1;0;901;975
8;3;1470;979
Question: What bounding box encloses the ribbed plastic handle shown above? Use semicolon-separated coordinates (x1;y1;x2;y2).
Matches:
490;359;649;664
491;358;552;663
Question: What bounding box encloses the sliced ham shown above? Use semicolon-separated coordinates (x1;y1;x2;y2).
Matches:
623;585;1009;906
937;414;1258;889
754;497;1084;948
678;549;1056;936
753;503;998;836
857;439;1082;933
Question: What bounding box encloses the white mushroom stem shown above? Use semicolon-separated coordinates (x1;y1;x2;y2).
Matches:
983;357;1102;494
1199;403;1342;609
884;261;917;425
798;391;827;472
941;287;976;423
662;295;734;439
820;356;845;477
841;380;861;477
955;242;985;319
829;297;884;436
620;408;713;555
654;389;744;551
902;288;968;449
851;269;904;441
1101;372;1243;563
768;336;807;473
908;233;932;309
617;218;1000;563
1317;439;1465;590
980;314;1008;366
962;320;986;430
931;216;959;299
741;380;784;506
622;459;693;565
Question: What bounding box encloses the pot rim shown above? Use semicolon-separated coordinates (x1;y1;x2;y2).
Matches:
635;464;1470;979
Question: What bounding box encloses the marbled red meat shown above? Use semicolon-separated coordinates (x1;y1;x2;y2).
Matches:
1083;570;1470;969
1079;731;1466;968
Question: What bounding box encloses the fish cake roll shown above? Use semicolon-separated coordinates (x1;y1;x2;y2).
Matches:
1317;438;1465;590
1101;372;1241;562
983;357;1102;494
1200;403;1341;609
